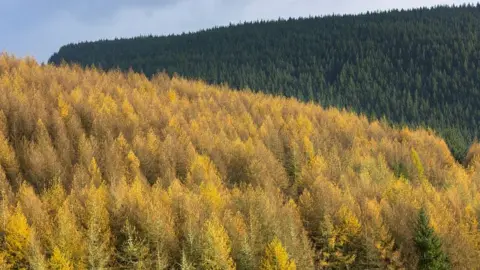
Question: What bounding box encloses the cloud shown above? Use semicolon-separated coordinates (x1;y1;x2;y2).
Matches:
0;0;474;62
1;0;178;23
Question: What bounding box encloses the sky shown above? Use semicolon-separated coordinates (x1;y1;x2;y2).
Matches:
0;0;474;63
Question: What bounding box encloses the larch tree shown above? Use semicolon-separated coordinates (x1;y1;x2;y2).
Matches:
260;237;296;270
49;246;74;270
1;55;480;269
54;200;86;269
118;220;152;269
180;250;195;270
27;228;47;270
86;184;112;269
3;205;31;269
359;199;404;269
0;167;12;233
316;214;356;268
0;129;19;187
200;216;236;270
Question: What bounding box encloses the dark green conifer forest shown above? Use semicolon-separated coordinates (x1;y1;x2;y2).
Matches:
49;4;480;160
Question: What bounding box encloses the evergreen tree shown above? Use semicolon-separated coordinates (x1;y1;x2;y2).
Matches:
414;208;450;270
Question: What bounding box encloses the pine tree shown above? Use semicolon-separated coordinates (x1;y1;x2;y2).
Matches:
414;208;450;270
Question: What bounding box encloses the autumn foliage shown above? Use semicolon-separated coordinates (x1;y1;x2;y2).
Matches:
0;54;479;269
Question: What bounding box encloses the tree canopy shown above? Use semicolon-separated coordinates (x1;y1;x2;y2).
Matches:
1;54;480;268
49;4;480;160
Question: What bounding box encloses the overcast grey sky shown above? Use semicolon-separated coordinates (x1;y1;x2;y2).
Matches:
0;0;474;63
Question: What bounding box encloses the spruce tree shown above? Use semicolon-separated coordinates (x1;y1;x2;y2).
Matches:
414;208;450;270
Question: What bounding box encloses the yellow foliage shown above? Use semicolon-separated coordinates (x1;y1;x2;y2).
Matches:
99;94;118;115
28;229;47;270
0;131;18;179
462;204;480;234
317;214;356;268
167;88;177;103
86;184;112;269
201;216;236;270
49;247;74;270
55;201;85;269
115;133;130;154
260;237;296;270
58;95;70;118
0;56;479;269
70;86;83;103
302;136;314;161
3;205;31;269
122;99;135;115
126;150;141;180
34;119;50;143
200;180;224;213
145;129;160;152
384;178;416;205
0;252;7;269
411;148;427;185
42;179;66;213
127;176;147;211
88;158;103;186
295;114;313;137
122;99;139;124
119;220;152;269
187;154;221;186
336;205;361;238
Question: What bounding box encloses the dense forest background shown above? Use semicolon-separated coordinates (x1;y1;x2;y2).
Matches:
49;4;480;161
1;55;480;269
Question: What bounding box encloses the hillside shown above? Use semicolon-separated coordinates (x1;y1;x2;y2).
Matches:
1;54;480;268
49;4;480;161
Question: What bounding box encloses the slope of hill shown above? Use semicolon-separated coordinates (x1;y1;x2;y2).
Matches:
49;4;480;161
1;55;480;268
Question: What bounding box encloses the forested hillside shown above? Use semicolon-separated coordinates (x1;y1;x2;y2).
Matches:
49;4;480;161
1;55;480;269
